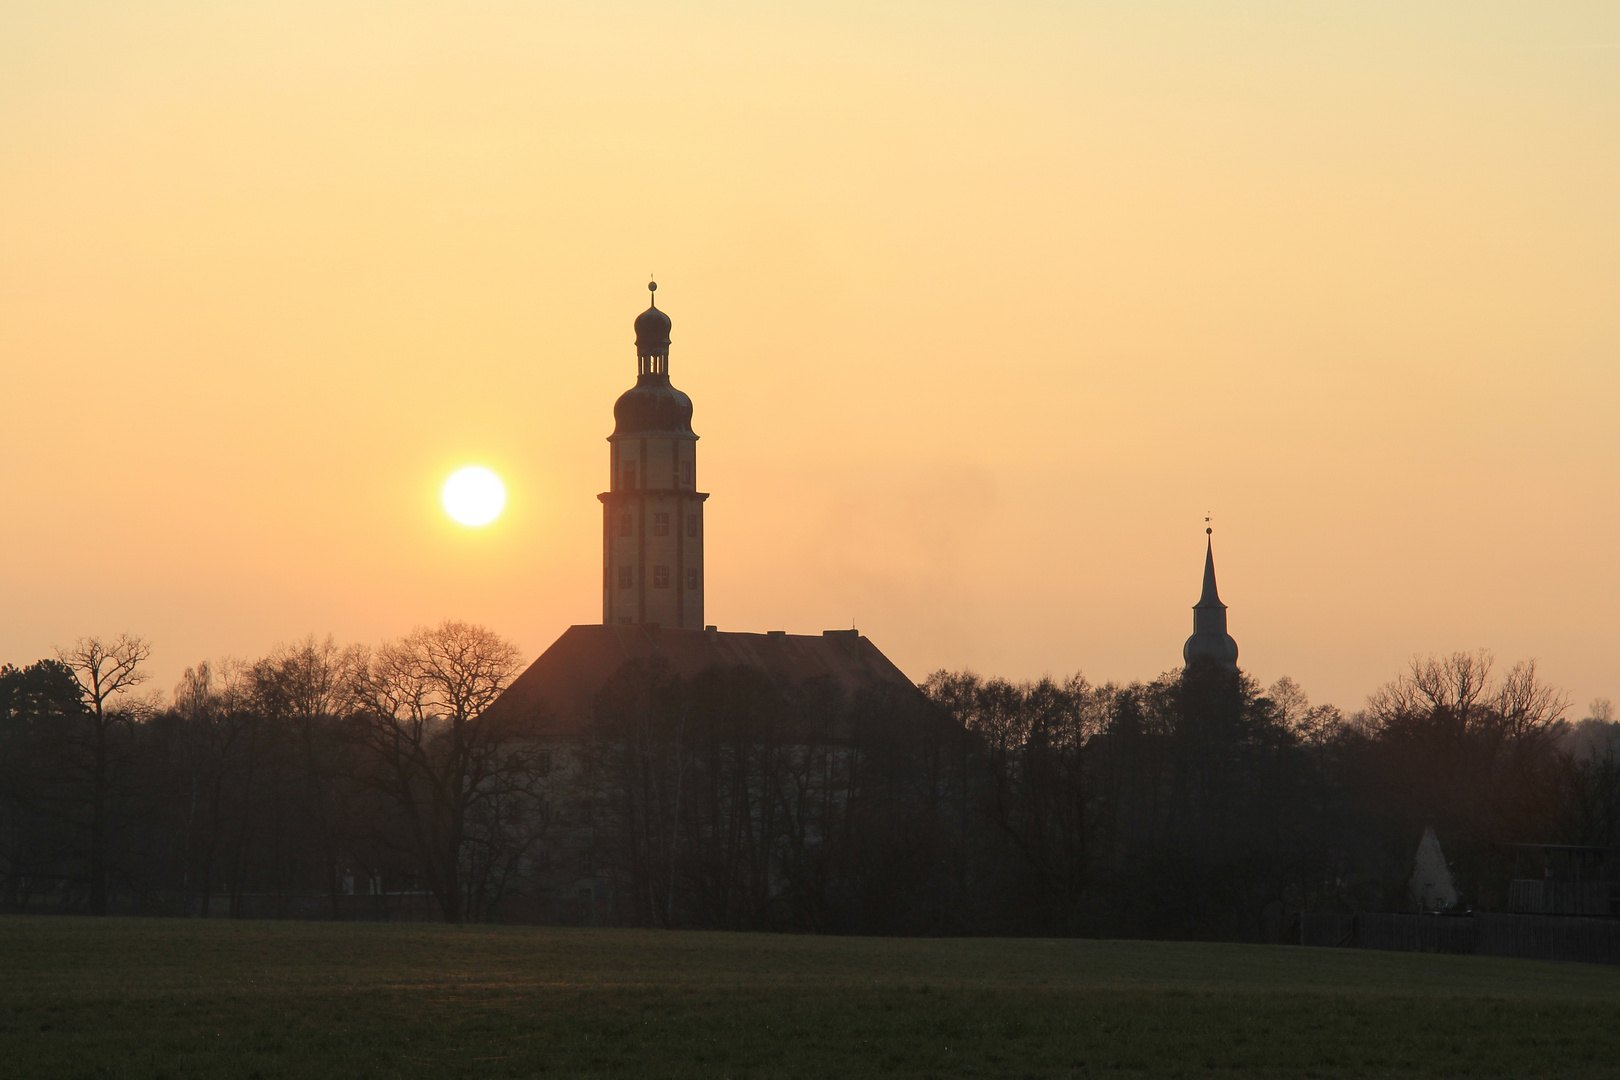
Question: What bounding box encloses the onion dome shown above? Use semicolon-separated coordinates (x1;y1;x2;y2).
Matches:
613;378;693;435
1183;529;1240;670
613;281;695;436
635;303;672;359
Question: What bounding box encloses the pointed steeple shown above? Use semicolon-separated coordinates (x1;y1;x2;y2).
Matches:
1183;526;1239;670
1197;535;1224;610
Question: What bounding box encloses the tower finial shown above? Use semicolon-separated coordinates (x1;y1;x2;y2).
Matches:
648;277;657;307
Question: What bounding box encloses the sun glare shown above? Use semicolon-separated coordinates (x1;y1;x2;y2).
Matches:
441;466;506;527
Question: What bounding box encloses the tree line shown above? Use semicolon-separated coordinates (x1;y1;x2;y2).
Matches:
2;626;1617;939
0;624;536;923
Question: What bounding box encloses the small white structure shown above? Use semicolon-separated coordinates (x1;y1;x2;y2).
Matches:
1410;826;1460;912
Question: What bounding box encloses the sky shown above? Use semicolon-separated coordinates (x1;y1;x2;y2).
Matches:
2;1;1616;717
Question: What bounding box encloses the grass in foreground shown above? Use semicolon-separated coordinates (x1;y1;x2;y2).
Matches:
2;916;1618;1079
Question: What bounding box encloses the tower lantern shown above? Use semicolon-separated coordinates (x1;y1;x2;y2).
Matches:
599;282;707;629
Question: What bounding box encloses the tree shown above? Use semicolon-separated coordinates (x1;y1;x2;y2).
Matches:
586;657;692;928
55;634;151;914
1565;698;1619;762
0;660;90;910
926;670;1102;930
251;637;362;917
1354;650;1571;905
347;621;532;923
171;658;264;917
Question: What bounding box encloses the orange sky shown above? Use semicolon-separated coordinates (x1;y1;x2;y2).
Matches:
2;1;1616;716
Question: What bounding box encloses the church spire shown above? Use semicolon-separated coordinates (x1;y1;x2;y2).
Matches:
1197;532;1223;609
1183;525;1239;670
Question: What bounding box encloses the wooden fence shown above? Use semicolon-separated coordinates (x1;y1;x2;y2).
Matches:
1302;911;1620;965
1507;880;1620;916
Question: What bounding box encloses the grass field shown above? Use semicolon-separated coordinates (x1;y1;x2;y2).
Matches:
2;917;1619;1078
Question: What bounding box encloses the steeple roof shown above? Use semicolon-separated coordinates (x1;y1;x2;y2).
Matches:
1196;533;1225;610
614;280;695;436
634;280;672;359
1183;527;1239;670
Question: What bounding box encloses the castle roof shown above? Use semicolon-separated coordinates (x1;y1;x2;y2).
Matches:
482;624;919;736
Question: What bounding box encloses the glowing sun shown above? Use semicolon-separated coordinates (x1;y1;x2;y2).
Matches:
441;466;506;527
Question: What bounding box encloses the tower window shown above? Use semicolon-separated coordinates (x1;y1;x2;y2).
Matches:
686;514;698;538
682;460;694;485
686;568;699;589
619;513;632;537
653;512;669;536
653;566;669;589
621;461;637;489
618;567;633;588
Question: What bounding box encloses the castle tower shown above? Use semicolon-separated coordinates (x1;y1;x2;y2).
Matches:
1182;528;1239;670
599;282;708;629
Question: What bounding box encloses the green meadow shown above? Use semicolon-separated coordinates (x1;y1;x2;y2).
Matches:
2;916;1618;1079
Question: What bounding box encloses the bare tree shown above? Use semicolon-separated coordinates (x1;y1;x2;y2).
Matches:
252;637;362;917
1365;651;1569;750
348;621;531;923
1358;650;1573;899
1265;677;1311;730
172;658;259;917
928;670;1103;928
1566;698;1620;762
56;634;152;914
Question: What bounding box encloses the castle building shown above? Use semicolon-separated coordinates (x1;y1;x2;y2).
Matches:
487;285;917;737
1182;528;1240;670
600;283;707;630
